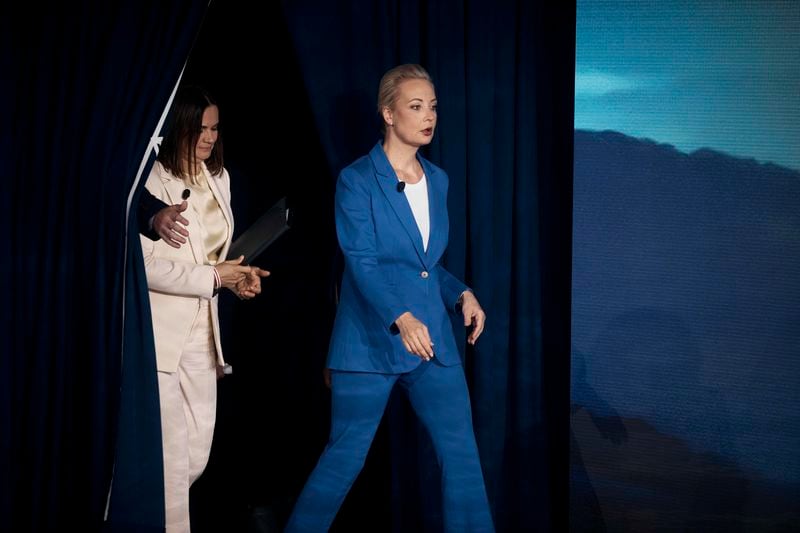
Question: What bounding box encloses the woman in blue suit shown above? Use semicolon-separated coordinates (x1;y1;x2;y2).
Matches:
286;64;494;532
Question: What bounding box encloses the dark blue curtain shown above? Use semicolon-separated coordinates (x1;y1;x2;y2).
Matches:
277;1;575;531
2;1;574;530
1;2;207;531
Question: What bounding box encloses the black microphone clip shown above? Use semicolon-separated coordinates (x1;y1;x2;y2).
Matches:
181;189;191;200
396;181;406;193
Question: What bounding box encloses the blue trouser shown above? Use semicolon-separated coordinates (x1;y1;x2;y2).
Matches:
285;361;495;532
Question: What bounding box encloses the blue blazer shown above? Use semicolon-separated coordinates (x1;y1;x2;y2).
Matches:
327;142;469;374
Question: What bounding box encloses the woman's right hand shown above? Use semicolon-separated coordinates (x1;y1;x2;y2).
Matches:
215;255;251;289
394;312;434;361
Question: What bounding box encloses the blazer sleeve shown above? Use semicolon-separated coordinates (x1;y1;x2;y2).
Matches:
139;174;215;300
140;235;216;299
138;187;170;241
436;264;470;312
336;168;411;330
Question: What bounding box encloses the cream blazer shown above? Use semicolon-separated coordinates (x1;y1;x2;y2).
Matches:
140;161;233;373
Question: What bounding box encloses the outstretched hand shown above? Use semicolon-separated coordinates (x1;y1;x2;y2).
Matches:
234;266;270;300
153;201;190;248
459;291;486;345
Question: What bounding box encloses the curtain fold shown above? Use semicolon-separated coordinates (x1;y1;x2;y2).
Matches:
2;2;208;531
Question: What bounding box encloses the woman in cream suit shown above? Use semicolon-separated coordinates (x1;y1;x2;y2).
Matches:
140;86;267;533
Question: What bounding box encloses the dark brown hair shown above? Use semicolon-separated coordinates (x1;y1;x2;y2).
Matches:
158;85;224;178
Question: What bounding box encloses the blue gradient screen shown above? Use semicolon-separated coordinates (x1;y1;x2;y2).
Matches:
571;2;800;530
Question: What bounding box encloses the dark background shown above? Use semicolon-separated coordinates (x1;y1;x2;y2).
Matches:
180;3;341;530
180;1;575;531
2;1;575;531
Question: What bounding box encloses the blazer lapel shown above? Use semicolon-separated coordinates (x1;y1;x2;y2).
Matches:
420;157;446;263
369;143;429;267
204;168;233;261
158;168;206;266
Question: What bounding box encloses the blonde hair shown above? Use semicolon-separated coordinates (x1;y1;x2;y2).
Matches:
377;64;433;132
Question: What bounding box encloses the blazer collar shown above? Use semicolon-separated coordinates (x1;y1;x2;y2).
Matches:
156;163;232;264
368;141;444;268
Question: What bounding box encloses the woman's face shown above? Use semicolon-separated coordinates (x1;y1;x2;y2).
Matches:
385;79;437;147
195;104;219;162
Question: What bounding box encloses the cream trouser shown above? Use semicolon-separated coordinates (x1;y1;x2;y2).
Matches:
157;300;217;533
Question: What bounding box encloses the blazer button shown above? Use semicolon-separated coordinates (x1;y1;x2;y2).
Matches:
420;271;429;279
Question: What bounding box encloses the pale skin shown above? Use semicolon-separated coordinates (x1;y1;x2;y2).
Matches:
153;201;190;248
381;78;487;360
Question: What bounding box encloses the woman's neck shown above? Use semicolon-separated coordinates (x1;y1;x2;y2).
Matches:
382;138;422;183
181;159;202;178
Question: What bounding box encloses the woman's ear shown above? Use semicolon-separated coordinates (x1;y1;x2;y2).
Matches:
382;107;393;127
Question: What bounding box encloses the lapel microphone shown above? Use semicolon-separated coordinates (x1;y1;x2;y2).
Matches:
396;181;406;193
182;189;191;200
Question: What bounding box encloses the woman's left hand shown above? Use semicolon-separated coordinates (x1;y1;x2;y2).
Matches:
233;267;270;299
460;291;486;345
